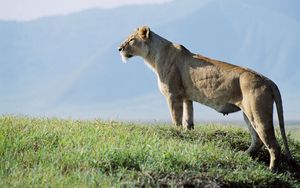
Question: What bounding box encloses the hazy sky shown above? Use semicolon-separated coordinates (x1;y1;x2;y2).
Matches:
0;0;172;21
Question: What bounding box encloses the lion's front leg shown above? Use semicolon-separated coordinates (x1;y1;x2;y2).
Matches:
183;99;194;130
166;95;183;127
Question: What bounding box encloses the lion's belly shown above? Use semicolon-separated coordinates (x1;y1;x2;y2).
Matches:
187;88;241;114
183;68;242;114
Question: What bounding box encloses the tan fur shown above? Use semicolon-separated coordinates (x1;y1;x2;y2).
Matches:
118;26;293;170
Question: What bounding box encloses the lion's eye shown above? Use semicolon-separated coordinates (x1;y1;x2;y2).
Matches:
129;39;135;45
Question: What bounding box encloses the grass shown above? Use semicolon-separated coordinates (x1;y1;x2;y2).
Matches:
0;116;300;187
286;125;300;141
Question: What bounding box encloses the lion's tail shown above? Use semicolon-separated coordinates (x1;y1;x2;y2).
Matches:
270;80;293;162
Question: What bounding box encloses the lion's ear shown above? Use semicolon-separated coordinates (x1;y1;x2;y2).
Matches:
138;26;150;40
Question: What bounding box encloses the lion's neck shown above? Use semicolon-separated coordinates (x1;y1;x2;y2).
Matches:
143;32;172;73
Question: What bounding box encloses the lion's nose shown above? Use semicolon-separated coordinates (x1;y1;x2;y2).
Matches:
118;47;122;51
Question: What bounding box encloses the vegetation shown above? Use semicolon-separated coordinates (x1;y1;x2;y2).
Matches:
287;125;300;141
0;116;299;187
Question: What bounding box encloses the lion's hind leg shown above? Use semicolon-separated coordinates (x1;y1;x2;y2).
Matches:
243;113;263;157
254;118;281;171
242;92;281;170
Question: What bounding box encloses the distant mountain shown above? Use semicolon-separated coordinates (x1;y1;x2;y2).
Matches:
1;0;299;121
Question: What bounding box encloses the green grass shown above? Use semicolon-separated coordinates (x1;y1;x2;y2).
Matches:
287;125;300;141
0;116;300;187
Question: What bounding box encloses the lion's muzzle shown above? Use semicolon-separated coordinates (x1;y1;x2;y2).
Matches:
118;46;133;63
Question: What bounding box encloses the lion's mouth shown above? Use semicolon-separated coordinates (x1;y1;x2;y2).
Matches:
120;52;132;63
125;54;133;58
120;52;133;63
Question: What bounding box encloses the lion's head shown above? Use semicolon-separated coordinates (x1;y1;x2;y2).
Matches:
118;26;151;63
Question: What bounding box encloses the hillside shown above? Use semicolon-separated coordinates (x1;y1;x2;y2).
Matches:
1;0;300;121
0;116;299;187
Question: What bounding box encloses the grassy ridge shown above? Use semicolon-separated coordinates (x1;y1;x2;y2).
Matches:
0;116;299;187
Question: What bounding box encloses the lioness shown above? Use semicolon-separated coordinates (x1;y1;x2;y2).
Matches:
118;26;293;170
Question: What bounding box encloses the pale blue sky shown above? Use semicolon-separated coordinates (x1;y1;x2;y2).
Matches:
0;0;172;21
